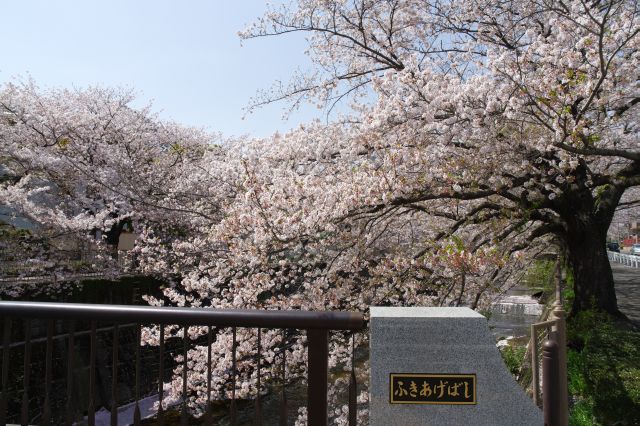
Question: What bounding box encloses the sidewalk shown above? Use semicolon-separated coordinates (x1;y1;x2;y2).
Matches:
612;263;640;326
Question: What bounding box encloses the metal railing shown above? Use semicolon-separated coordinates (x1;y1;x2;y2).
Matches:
0;301;366;426
529;258;568;425
530;319;556;406
0;244;131;285
0;271;108;285
607;250;640;268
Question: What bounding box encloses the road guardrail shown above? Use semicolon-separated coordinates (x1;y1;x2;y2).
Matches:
608;251;640;268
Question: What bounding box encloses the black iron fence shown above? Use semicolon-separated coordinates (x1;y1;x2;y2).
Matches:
0;301;366;426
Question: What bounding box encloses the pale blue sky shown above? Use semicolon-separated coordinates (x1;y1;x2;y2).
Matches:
0;1;324;137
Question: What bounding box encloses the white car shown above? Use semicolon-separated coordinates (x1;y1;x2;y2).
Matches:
632;244;640;256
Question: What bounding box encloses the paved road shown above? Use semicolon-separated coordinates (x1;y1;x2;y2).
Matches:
612;263;640;326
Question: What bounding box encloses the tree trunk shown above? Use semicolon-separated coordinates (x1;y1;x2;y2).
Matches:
565;217;620;316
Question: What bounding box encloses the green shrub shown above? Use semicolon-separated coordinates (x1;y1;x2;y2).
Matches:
567;350;587;396
569;400;597;426
500;344;527;377
567;311;640;425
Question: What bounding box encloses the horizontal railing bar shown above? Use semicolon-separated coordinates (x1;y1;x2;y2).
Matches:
0;302;366;330
532;320;556;329
0;272;107;282
5;322;139;349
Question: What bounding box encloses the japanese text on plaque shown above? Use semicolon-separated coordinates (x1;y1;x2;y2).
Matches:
389;373;476;404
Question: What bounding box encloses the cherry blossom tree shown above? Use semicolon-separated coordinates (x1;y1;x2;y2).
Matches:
0;81;224;272
243;0;640;316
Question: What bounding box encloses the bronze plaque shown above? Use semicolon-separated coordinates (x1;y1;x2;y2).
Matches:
389;373;476;405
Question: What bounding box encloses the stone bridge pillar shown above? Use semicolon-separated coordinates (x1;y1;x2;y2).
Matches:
369;307;542;426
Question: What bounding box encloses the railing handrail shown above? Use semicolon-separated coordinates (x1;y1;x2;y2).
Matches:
0;301;366;330
0;272;108;283
532;319;556;329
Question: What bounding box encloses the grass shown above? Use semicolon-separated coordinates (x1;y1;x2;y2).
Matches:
500;344;527;377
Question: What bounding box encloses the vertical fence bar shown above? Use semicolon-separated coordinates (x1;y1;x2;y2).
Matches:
0;318;10;425
181;325;188;426
255;328;262;426
42;320;53;425
307;329;328;426
111;324;119;426
279;346;287;426
158;324;165;426
205;326;213;425
543;339;560;426
65;321;76;426
553;260;569;426
134;324;141;426
88;320;97;426
230;327;237;426
349;334;357;426
531;324;540;406
20;319;32;426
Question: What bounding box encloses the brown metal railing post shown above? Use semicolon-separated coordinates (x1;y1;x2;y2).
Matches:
255;328;262;426
42;320;53;425
158;324;165;426
88;321;97;426
530;323;539;406
307;328;328;426
230;327;237;426
279;347;288;426
134;324;141;426
0;319;11;426
204;326;213;426
111;324;119;426
20;319;32;426
552;259;569;426
543;339;560;426
181;325;188;426
65;321;76;426
348;334;357;426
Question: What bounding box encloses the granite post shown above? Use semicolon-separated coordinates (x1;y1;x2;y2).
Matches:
369;307;542;426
